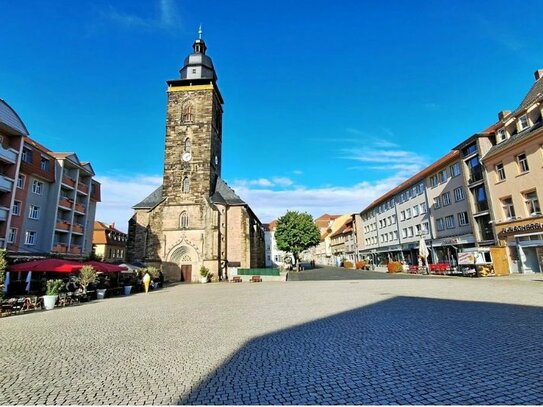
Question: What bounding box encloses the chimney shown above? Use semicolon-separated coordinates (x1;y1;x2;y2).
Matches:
498;110;511;120
534;69;543;81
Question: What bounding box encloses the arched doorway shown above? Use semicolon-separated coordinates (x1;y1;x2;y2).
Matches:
165;244;199;282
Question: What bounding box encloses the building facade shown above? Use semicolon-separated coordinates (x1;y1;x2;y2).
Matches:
92;221;127;262
127;33;265;282
0;100;100;258
482;70;543;273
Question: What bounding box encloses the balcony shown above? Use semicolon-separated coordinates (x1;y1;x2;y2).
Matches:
62;176;76;188
0;176;13;193
0;145;17;164
56;220;70;231
52;243;68;253
74;203;86;214
0;207;8;221
77;183;89;194
72;224;84;234
69;245;81;255
58;198;73;209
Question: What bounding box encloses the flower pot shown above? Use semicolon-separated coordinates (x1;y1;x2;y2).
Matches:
122;286;132;296
96;289;107;299
42;295;57;310
200;277;208;284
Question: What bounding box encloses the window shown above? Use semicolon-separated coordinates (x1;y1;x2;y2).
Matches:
438;169;448;183
17;174;25;189
402;228;407;238
524;191;541;216
420;202;427;214
445;215;455;229
497;128;506;143
519;115;529;130
436;218;445;231
450;163;461;177
501;197;516;219
182;177;190;193
419;182;425;194
413;205;419;217
454;187;465;202
21;147;32;163
400;210;405;221
393;230;398;240
12;201;21;216
407;226;414;237
406;189;411;199
183;138;191;153
32;180;43;194
182;103;193;122
430;175;439;188
434;196;442;209
458;212;469;226
180;212;189;228
28;205;40;220
392;214;396;224
7;228;17;244
495;163;506;181
442;192;451;206
406;208;412;219
517;153;529;173
24;231;36;245
40;157;50;171
422;222;429;234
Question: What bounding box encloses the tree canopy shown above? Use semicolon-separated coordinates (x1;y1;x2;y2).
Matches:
275;211;320;266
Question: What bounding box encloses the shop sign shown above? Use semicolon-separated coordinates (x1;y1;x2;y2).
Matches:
498;222;543;237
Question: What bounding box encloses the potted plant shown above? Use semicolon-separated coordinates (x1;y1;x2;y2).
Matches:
43;279;64;310
78;265;96;294
122;275;134;296
199;265;210;283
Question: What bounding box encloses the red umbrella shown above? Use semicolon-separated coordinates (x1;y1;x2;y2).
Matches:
82;261;128;273
8;258;82;273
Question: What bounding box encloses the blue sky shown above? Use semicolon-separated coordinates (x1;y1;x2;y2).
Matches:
1;0;543;231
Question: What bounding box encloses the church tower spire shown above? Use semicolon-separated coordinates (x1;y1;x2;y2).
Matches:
179;26;216;81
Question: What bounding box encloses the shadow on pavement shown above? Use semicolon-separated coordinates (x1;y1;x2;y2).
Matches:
179;296;542;405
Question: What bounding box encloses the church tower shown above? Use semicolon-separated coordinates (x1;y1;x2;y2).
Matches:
163;26;223;205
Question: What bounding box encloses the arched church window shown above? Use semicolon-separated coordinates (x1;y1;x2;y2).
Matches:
180;211;189;229
182;177;190;193
182;103;193;122
184;137;191;153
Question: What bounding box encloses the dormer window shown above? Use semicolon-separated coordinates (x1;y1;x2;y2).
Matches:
519;114;529;130
497;128;506;143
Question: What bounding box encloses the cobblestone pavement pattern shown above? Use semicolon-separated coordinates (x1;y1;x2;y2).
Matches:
1;268;543;405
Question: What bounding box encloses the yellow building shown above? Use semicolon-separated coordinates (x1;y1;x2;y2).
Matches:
482;70;543;273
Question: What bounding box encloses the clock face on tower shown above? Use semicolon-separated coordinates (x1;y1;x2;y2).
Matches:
182;152;192;162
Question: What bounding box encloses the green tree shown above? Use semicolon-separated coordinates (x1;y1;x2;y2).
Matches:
275;211;320;271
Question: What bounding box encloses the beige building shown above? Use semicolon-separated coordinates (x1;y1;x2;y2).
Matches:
92;221;127;262
127;32;265;282
482;70;543;273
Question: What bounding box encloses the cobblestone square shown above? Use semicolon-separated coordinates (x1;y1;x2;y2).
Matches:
1;271;542;405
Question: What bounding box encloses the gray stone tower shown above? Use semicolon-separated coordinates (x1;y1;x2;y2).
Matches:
162;27;223;206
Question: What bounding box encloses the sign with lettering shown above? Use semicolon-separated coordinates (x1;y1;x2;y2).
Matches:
498;222;543;237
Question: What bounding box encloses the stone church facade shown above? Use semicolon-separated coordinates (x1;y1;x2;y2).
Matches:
127;32;265;282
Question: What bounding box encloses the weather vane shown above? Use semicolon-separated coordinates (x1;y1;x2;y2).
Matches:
198;24;203;39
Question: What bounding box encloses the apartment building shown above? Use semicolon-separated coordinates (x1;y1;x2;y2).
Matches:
482;70;543;273
425;151;475;264
0;99;25;248
7;138;101;257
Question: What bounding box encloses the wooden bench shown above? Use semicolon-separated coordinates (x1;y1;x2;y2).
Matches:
250;276;262;283
232;276;242;283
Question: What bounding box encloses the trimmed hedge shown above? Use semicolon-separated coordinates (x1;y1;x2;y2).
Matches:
237;268;280;276
387;261;403;273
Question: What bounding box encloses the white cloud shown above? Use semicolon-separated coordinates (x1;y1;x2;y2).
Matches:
101;0;180;31
94;174;162;232
233;176;295;189
231;173;408;224
293;170;303;175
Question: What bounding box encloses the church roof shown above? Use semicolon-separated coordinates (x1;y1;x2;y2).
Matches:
133;185;164;209
133;178;245;210
210;178;246;205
